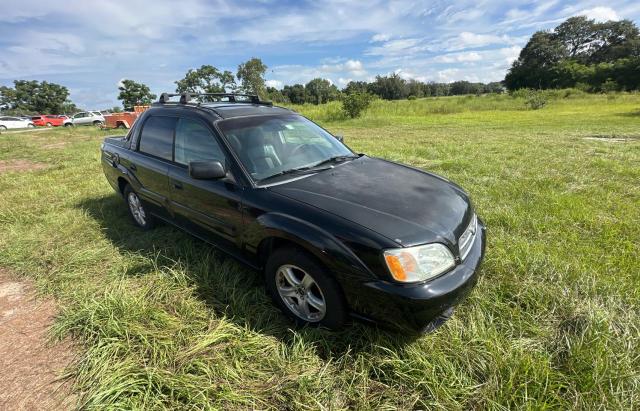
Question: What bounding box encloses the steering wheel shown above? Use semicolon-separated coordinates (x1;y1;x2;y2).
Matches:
289;143;315;157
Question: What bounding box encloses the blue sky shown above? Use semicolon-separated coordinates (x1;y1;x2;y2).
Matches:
1;0;639;109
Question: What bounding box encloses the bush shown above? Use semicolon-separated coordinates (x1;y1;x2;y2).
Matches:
407;95;417;100
600;79;619;93
524;90;548;110
510;88;531;99
341;92;373;118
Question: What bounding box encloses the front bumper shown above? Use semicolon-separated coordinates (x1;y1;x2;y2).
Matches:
352;219;486;333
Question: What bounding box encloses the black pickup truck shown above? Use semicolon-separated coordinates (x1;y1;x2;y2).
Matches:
101;93;486;333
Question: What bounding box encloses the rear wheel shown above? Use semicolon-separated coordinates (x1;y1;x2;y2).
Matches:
0;125;7;131
46;122;52;127
64;123;73;127
123;184;155;230
27;123;35;128
265;246;347;329
93;120;103;127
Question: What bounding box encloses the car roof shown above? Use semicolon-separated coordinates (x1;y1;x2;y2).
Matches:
200;102;292;119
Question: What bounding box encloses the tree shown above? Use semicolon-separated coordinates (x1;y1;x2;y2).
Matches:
236;58;268;98
343;81;369;95
369;74;408;100
266;87;287;103
282;84;306;104
175;65;236;95
117;79;156;109
505;31;565;90
0;80;69;114
554;17;596;60
342;92;373;118
406;79;425;98
504;16;640;90
305;78;338;104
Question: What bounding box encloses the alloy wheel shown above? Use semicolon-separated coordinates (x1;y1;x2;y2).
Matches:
275;264;326;322
127;192;146;226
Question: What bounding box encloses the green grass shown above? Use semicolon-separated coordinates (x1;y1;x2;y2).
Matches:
1;93;639;409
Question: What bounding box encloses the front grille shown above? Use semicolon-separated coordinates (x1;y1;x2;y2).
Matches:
458;214;477;261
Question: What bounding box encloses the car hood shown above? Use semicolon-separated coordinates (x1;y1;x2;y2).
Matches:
269;156;473;247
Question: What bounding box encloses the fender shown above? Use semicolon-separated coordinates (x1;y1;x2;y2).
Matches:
247;212;375;281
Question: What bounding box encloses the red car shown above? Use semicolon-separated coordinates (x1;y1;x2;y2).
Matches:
31;115;66;127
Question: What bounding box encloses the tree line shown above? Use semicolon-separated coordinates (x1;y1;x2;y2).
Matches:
505;16;640;91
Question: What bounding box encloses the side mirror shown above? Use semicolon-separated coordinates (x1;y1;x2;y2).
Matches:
335;134;344;143
188;161;226;180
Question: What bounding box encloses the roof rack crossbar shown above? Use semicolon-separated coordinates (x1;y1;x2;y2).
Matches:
156;92;272;106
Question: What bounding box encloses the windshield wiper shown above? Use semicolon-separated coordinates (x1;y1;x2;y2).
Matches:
258;165;333;183
311;155;359;168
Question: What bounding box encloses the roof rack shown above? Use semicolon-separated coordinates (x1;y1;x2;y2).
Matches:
157;92;272;106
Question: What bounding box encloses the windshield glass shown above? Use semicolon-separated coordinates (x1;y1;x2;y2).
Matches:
218;114;353;181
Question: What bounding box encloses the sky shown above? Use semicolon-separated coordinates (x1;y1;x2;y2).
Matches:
1;0;639;109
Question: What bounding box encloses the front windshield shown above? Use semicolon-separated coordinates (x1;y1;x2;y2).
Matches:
218;114;353;181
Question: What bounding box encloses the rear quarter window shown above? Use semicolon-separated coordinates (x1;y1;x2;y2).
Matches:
138;116;177;161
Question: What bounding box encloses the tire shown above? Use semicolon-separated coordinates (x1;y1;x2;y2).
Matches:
123;184;155;230
27;123;35;128
265;246;348;330
0;125;7;131
46;122;52;127
93;120;103;126
64;123;73;127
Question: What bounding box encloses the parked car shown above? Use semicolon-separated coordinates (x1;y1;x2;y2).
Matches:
63;111;105;127
0;116;35;130
31;115;66;127
100;93;486;333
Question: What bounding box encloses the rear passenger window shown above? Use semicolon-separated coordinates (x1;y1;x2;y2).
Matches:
174;118;226;166
138;116;177;161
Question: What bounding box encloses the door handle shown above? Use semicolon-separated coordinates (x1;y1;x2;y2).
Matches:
129;163;137;171
173;181;183;190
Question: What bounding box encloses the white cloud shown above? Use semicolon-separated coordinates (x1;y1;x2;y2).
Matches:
265;79;283;88
366;38;428;57
371;33;391;42
457;32;511;48
437;68;461;82
435;51;482;63
319;59;367;77
576;6;620;22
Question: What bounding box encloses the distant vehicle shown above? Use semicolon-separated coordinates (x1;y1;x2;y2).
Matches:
103;106;149;129
63;111;105;127
31;115;66;127
100;92;486;333
0;116;35;130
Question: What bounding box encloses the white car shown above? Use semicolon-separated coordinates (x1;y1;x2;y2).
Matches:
63;111;105;127
0;116;35;130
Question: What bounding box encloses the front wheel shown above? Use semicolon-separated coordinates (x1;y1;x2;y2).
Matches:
0;125;7;131
64;123;73;127
46;122;52;127
27;123;35;128
124;185;155;230
265;247;348;329
93;120;103;127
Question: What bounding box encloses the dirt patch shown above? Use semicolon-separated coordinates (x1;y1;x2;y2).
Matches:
583;134;640;143
0;268;76;410
0;160;48;173
41;142;68;149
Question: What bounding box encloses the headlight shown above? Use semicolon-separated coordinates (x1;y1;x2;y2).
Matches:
383;243;455;283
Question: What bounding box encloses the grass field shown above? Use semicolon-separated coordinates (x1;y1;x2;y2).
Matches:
0;93;639;409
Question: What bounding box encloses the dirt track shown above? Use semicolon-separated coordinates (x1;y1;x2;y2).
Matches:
0;268;75;410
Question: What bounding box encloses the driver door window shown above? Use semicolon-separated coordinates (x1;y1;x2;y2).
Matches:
174;118;226;167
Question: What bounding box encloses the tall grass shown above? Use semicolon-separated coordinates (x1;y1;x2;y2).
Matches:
0;94;639;409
